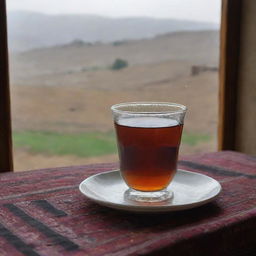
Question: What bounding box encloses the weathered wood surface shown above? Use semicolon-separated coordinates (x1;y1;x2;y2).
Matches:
0;151;255;256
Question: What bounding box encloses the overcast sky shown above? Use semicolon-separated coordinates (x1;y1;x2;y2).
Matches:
7;0;221;23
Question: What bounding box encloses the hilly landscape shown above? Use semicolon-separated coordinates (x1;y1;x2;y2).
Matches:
10;30;219;84
8;13;220;171
7;11;218;52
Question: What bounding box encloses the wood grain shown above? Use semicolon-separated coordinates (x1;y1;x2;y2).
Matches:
218;0;242;150
235;0;256;154
0;0;13;172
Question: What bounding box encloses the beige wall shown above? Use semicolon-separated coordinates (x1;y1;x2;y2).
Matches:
236;0;256;155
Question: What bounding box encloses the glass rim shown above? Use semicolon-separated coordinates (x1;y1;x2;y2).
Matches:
111;101;187;115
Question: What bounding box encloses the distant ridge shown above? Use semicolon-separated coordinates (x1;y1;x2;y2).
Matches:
7;11;219;52
10;30;219;84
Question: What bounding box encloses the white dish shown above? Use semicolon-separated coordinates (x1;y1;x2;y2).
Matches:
79;169;221;213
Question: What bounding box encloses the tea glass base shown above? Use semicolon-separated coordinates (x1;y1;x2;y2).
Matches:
124;188;173;203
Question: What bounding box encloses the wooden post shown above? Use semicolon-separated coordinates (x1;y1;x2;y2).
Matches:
0;0;13;172
218;0;242;150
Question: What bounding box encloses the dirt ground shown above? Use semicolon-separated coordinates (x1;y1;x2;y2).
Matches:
11;68;218;171
10;31;219;171
11;62;218;133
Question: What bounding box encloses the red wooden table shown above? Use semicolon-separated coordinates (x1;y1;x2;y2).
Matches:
0;151;255;256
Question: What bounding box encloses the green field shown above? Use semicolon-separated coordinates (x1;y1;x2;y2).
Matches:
13;131;211;157
13;131;117;157
181;132;211;146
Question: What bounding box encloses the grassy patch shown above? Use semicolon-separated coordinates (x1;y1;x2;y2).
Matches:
13;131;117;157
181;132;211;146
13;130;211;157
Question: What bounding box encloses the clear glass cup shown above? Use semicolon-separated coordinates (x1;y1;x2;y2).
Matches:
111;102;187;202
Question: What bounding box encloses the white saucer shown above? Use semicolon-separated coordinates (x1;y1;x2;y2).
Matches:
79;169;221;213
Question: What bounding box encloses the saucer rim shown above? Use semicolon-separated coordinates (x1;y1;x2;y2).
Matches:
79;169;222;213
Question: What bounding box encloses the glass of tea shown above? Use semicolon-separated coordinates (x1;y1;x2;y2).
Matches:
111;102;187;202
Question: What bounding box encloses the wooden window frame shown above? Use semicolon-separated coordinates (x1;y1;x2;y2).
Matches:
218;0;242;150
0;0;242;172
0;0;13;172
